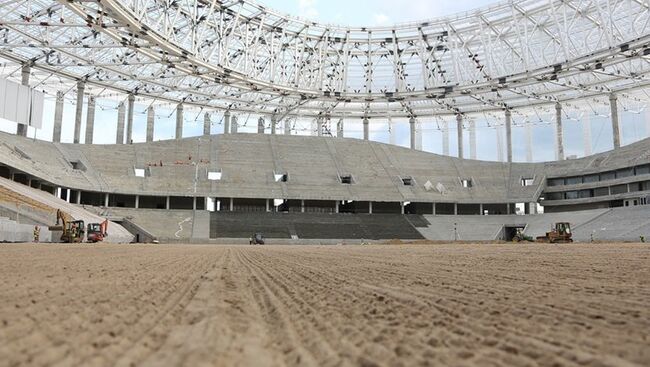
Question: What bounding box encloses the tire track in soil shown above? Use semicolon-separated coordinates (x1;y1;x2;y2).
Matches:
241;246;649;367
237;248;366;367
1;244;649;367
134;248;285;367
234;249;325;367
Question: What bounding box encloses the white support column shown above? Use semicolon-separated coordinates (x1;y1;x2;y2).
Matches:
456;114;463;158
135;195;140;209
505;109;512;163
231;115;238;133
610;93;621;149
53;91;64;143
146;106;155;142
21;64;30;85
454;203;458;215
409;117;416;149
17;64;30;136
116;102;125;144
104;193;109;207
318;118;324;137
368;201;373;214
400;202;405;214
301;200;305;213
363;117;369;140
646;107;650;138
223;111;231;134
203;112;211;136
311;119;318;136
266;199;270;212
335;201;339;213
555;102;565;161
85;96;96;144
126;94;135;144
76;191;81;205
271;115;277;135
192;197;197;211
73;81;85;144
583;112;592;157
229;198;234;211
257;116;265;134
469;119;477;160
496;123;504;162
416;119;423;150
479;203;484;215
337;118;344;138
175;103;184;139
166;196;171;210
432;202;436;215
285;117;292;135
442;120;449;156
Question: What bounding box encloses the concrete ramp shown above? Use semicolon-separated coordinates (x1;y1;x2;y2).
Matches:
0;177;133;243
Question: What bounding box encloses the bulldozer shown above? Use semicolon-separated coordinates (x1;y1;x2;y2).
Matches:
48;209;85;243
87;220;108;243
536;222;573;243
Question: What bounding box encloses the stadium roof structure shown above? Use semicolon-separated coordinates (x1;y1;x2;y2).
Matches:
1;0;650;120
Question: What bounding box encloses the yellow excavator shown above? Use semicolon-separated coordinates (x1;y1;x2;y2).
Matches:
48;209;85;243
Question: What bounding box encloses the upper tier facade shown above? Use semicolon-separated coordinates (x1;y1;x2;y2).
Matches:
0;132;648;211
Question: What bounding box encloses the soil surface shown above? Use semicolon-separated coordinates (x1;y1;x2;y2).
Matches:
1;243;649;366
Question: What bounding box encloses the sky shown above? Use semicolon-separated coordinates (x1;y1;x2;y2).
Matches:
259;0;499;27
1;0;649;162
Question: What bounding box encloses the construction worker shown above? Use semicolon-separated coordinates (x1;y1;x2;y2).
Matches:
33;226;40;243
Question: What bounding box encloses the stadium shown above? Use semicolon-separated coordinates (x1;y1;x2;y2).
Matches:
0;0;649;365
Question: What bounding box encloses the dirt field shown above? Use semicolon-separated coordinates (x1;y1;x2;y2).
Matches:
0;243;649;367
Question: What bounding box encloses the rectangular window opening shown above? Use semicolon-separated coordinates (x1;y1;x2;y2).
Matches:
208;170;222;181
274;172;289;182
340;174;353;184
70;161;86;171
134;168;146;178
401;176;413;186
461;179;472;188
521;177;534;187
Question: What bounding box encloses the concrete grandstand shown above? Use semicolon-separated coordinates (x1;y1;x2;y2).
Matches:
0;0;649;243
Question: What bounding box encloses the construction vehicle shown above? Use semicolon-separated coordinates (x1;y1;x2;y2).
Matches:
512;229;534;242
48;209;85;243
249;233;265;245
536;222;573;243
87;220;108;243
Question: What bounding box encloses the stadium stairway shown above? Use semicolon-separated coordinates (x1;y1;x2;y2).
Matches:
571;205;650;241
0;177;133;243
209;212;425;240
102;208;207;242
417;207;640;242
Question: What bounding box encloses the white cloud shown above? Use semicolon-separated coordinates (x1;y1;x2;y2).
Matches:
371;13;391;26
297;0;319;20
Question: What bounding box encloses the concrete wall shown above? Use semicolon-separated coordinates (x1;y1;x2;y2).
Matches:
0;132;648;208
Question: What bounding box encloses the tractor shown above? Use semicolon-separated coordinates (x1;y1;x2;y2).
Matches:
249;233;265;245
512;228;534;242
536;222;573;243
